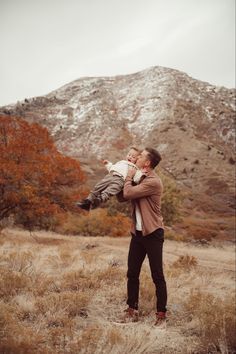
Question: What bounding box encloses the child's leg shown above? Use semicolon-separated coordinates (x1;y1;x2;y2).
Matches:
88;174;114;202
76;175;115;211
100;176;124;202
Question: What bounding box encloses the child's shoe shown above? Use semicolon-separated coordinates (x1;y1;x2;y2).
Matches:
91;197;102;209
76;199;91;211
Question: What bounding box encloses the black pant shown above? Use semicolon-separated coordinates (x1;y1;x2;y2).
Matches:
127;228;167;312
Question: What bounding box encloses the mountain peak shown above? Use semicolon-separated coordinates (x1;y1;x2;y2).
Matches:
0;66;235;212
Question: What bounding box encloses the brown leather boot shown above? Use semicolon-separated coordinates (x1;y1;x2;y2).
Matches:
121;307;139;323
154;311;167;326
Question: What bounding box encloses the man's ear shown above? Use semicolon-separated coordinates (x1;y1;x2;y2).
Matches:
144;160;151;168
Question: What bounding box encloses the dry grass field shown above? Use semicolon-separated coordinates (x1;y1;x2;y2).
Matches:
0;228;235;354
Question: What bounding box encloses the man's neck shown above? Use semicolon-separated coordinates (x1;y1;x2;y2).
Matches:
141;167;152;174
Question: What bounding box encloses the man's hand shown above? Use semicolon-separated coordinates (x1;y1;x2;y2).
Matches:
141;167;149;174
127;167;136;179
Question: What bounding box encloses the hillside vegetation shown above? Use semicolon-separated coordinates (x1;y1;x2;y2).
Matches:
0;115;183;236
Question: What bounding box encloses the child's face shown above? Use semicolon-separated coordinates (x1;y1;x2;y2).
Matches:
126;149;140;164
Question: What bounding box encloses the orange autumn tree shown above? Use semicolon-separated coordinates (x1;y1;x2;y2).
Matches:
0;115;86;229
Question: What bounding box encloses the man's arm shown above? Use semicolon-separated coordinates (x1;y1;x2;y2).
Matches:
123;176;156;200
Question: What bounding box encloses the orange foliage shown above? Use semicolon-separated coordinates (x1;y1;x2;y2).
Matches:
0;115;86;229
59;209;131;237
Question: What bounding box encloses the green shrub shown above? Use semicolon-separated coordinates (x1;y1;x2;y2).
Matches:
159;171;183;225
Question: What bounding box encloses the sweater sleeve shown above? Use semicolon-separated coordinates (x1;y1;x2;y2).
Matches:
123;176;156;199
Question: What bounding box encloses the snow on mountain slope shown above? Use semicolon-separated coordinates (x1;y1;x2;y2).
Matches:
1;66;235;211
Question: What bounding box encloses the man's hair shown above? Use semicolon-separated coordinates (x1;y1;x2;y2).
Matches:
145;147;162;169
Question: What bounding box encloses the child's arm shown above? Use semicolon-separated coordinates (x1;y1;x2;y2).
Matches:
133;170;143;184
102;160;113;172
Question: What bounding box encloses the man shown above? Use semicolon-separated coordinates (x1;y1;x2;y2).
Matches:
121;147;167;325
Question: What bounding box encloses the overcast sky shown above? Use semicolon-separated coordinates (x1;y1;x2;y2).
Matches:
0;0;235;106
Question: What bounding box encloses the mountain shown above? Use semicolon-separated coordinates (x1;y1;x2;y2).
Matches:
1;66;235;218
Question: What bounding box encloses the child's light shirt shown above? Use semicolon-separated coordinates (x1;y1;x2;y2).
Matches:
105;160;142;183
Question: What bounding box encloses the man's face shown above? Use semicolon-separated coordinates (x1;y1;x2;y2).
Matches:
136;150;150;169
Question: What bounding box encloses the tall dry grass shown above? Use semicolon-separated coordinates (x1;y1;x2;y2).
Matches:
0;228;235;354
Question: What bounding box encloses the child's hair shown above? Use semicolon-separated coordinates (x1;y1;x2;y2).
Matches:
130;146;141;154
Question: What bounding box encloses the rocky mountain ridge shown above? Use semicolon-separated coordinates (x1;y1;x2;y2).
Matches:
1;66;235;214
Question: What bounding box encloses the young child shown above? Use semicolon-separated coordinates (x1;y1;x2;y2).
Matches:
76;147;142;211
